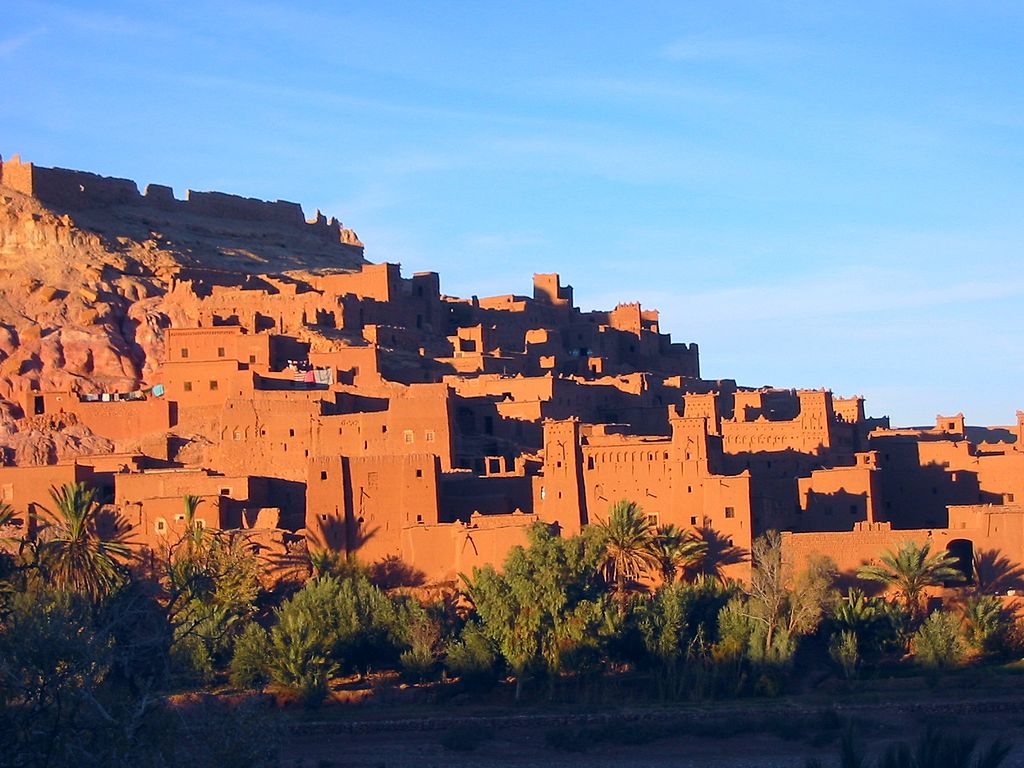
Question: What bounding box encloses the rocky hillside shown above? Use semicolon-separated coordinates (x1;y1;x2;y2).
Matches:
0;171;365;462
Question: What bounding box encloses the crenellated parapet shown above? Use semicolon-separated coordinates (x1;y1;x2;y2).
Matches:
0;154;362;249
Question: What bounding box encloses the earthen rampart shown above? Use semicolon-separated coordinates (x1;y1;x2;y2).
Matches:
0;155;362;249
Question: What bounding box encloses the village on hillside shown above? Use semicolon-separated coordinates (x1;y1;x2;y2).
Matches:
1;154;1022;590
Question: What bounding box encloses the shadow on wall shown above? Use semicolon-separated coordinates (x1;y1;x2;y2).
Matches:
306;514;348;553
803;489;871;532
368;555;425;589
688;526;748;582
266;478;306;530
974;548;1024;593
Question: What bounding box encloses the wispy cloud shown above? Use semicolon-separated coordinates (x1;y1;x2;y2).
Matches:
0;27;46;57
536;75;741;106
661;36;804;63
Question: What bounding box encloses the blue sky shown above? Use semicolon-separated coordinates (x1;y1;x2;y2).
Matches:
4;2;1023;427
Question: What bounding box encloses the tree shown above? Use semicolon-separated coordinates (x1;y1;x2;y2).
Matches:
858;539;965;618
594;500;659;602
829;587;904;661
960;594;1013;655
0;503;22;613
181;494;206;555
36;482;129;602
651;524;707;584
637;578;733;698
465;522;609;698
162;530;262;682
0;502;19;548
0;588;113;767
746;531;835;654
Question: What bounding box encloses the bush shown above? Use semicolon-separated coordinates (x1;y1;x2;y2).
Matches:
170;631;215;684
230;623;271;689
267;608;337;707
0;589;113;766
961;595;1014;656
828;629;859;679
396;600;441;681
912;611;966;670
444;622;500;691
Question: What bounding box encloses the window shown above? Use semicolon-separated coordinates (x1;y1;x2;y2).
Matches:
416;469;423;478
249;354;257;364
382;425;388;433
209;380;219;391
403;430;414;444
320;471;328;480
425;430;435;443
220;488;231;496
690;516;698;526
217;347;225;358
289;429;295;437
155;518;167;534
183;381;193;392
724;506;735;519
233;430;241;441
180;348;189;359
175;514;185;522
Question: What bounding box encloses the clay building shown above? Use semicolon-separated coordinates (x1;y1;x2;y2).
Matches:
2;156;1022;589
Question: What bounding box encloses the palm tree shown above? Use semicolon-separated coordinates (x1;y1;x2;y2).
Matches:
652;524;707;584
37;482;130;601
181;494;206;554
858;539;965;618
0;502;21;607
595;499;659;602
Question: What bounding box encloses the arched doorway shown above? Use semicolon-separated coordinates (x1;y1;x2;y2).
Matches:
946;539;974;585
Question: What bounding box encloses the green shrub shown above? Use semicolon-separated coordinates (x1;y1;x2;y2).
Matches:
170;631;215;684
445;622;500;690
267;608;337;707
829;629;860;679
961;595;1013;655
230;623;271;689
912;610;966;670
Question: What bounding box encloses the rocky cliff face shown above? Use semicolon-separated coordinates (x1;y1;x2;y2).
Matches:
0;175;365;463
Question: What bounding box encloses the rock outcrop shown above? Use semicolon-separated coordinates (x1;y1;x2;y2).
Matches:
0;155;365;461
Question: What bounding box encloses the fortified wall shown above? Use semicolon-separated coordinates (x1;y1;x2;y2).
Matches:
0;154;362;249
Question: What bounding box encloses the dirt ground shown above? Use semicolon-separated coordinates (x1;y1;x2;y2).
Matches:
277;696;1024;768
